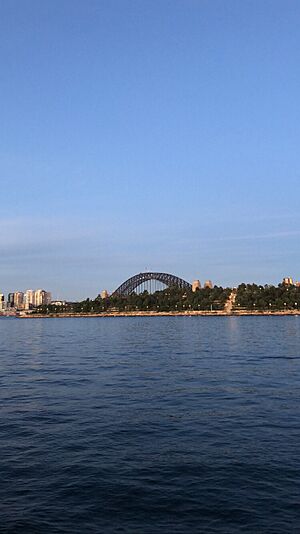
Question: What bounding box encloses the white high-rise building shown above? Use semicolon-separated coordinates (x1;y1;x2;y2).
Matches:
34;289;52;307
35;289;45;307
24;290;35;310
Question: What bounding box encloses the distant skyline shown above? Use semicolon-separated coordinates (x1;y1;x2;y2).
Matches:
2;0;300;300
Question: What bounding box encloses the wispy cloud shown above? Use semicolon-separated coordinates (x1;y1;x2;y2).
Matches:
213;230;300;242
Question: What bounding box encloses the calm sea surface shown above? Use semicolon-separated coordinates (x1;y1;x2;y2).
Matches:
0;316;299;533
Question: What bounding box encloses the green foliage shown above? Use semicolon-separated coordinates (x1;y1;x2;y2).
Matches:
36;284;300;315
33;284;300;314
35;286;232;314
235;283;300;310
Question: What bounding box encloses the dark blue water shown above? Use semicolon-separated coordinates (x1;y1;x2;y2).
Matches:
0;316;299;533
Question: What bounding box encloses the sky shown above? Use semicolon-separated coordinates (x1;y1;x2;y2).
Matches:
1;0;300;300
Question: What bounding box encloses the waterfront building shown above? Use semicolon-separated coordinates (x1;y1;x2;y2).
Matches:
35;289;43;306
6;289;52;309
204;280;213;289
14;292;24;309
24;289;35;310
0;294;5;311
34;289;52;307
283;277;294;286
192;280;201;292
101;290;109;299
7;293;15;308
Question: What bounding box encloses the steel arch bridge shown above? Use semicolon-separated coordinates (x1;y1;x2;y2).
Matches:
112;272;192;297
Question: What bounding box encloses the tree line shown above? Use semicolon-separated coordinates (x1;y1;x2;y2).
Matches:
235;283;300;311
35;285;231;314
34;283;300;314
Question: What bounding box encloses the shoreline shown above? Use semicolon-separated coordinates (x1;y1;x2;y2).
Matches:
15;310;300;318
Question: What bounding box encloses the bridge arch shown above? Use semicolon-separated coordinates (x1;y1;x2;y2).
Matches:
112;272;192;296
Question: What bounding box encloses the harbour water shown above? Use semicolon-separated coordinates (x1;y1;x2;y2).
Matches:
1;316;299;533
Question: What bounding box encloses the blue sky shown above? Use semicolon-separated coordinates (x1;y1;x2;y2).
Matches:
1;0;300;299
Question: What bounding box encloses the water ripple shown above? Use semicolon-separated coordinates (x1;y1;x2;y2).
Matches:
0;316;299;533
